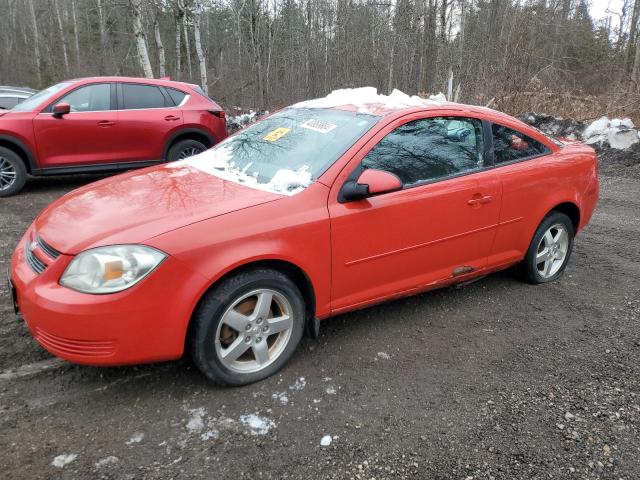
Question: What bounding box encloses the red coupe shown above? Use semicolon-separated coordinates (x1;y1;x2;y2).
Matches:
9;89;599;385
0;76;227;196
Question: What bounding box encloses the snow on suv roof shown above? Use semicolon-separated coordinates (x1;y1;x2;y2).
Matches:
291;87;447;116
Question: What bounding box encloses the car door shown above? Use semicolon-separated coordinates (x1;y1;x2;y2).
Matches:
32;82;119;168
328;113;501;313
115;82;183;162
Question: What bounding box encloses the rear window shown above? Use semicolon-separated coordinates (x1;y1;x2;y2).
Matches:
166;88;187;106
121;84;167;109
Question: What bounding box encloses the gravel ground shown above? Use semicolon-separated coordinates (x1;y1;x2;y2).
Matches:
0;166;638;480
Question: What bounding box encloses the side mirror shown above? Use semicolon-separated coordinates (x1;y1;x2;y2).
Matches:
52;102;70;118
340;168;402;202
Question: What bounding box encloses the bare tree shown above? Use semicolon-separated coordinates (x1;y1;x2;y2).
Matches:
131;0;154;78
154;18;167;77
27;0;41;86
191;3;208;93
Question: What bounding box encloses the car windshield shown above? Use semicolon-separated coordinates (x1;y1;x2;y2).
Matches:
11;82;72;112
170;107;379;195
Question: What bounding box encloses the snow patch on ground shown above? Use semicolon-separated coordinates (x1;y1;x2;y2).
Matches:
289;376;306;391
293;87;446;114
125;432;144;445
240;414;276;435
166;145;312;196
95;456;119;469
272;391;289;405
52;454;77;468
583;116;639;150
186;407;206;433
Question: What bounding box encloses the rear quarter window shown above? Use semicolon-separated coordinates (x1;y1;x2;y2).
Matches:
492;124;550;164
166;88;187;106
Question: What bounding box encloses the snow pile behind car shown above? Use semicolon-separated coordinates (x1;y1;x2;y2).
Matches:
293;86;446;113
519;112;640;150
582;116;639;150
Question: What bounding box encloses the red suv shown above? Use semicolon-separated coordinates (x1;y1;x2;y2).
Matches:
0;77;227;196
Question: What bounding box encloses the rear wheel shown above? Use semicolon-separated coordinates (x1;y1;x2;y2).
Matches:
521;211;574;284
189;269;305;386
0;147;27;197
167;139;207;162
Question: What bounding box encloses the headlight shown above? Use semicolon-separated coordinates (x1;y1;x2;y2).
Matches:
60;245;166;294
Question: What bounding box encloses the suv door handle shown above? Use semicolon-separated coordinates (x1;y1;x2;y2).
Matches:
97;120;115;127
467;195;493;206
164;115;180;121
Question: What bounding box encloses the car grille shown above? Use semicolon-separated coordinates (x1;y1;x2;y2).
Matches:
24;241;48;274
36;235;61;259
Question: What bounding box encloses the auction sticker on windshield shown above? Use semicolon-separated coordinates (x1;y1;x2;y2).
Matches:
300;119;337;134
263;127;291;142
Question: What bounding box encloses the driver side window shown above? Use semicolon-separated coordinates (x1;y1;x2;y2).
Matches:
362;116;484;188
57;83;112;112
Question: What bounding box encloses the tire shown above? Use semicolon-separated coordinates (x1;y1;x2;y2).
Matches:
521;211;575;284
189;269;305;386
0;146;27;197
166;139;207;162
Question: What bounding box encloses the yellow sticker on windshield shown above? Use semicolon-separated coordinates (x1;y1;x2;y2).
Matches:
263;127;291;142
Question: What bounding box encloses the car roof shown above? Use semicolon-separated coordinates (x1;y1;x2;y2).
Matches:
0;86;37;95
70;76;198;91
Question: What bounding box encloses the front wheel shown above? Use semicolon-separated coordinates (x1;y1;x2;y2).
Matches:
189;269;305;386
521;211;575;284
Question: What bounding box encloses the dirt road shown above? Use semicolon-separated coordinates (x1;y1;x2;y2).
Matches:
0;170;638;479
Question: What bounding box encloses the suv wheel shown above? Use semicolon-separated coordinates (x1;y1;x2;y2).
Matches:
0;147;27;197
167;139;207;162
189;269;305;386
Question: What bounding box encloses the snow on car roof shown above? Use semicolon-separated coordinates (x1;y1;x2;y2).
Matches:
291;87;447;116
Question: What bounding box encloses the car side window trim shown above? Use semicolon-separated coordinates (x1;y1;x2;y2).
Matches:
117;82;180;111
41;82;117;113
486;121;553;168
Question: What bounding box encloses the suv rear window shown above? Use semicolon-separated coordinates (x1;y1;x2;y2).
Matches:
166;88;187;106
121;84;168;110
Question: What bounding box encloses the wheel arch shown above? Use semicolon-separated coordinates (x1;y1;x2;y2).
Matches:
184;258;317;353
163;128;215;160
0;135;37;173
548;201;580;234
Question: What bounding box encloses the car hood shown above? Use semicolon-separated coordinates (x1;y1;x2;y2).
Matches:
35;164;284;254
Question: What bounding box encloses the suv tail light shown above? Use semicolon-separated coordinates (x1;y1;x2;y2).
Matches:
208;110;226;119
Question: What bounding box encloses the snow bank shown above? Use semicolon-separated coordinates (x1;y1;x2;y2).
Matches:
583;116;639;150
227;110;259;132
293;87;446;114
167;145;312;196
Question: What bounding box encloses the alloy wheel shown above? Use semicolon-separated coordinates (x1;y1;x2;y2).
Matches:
178;147;202;160
535;223;569;278
0;156;17;191
215;289;294;374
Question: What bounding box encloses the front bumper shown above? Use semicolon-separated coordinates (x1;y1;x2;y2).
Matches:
9;227;204;366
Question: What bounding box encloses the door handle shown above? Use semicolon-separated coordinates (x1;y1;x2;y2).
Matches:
467;195;493;206
97;120;115;127
164;115;180;121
